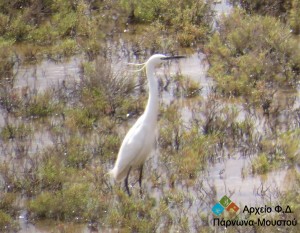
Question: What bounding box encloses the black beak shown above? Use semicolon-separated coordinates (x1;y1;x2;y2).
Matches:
161;55;186;60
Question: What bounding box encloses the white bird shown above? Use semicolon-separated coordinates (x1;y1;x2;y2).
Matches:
109;54;185;196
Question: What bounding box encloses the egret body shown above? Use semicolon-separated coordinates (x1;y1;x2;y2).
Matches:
109;54;185;196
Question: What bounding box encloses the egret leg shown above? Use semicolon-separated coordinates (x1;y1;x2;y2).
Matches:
138;165;143;196
125;166;132;196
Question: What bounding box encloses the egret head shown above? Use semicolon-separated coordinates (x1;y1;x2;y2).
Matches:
127;54;185;72
146;54;186;67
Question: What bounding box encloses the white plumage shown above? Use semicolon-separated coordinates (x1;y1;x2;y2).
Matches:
109;54;185;196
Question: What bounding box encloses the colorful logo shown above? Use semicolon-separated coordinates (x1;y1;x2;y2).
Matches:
212;195;239;217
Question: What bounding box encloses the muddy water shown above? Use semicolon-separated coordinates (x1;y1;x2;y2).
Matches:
10;44;298;233
150;53;297;205
13;37;296;233
19;220;87;233
4;0;298;232
213;0;232;16
210;157;290;205
15;56;82;92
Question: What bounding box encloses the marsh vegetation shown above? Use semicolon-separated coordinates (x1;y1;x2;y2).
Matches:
0;0;299;232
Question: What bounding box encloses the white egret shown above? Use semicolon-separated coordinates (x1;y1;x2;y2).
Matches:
109;54;185;196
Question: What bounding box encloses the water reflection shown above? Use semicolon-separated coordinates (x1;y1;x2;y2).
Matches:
213;0;232;17
8;46;299;232
15;56;82;92
210;157;290;205
2;1;298;231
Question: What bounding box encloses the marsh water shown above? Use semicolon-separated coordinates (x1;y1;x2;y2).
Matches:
1;0;299;232
14;43;298;233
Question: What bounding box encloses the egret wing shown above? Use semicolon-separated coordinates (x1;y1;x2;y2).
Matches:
112;119;148;181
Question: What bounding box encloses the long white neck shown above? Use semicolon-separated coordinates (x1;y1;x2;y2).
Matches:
143;63;159;126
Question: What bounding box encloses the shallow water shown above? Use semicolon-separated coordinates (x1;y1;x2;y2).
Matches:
213;0;232;17
15;56;82;92
19;219;90;233
9;40;298;233
2;1;299;232
210;157;291;205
